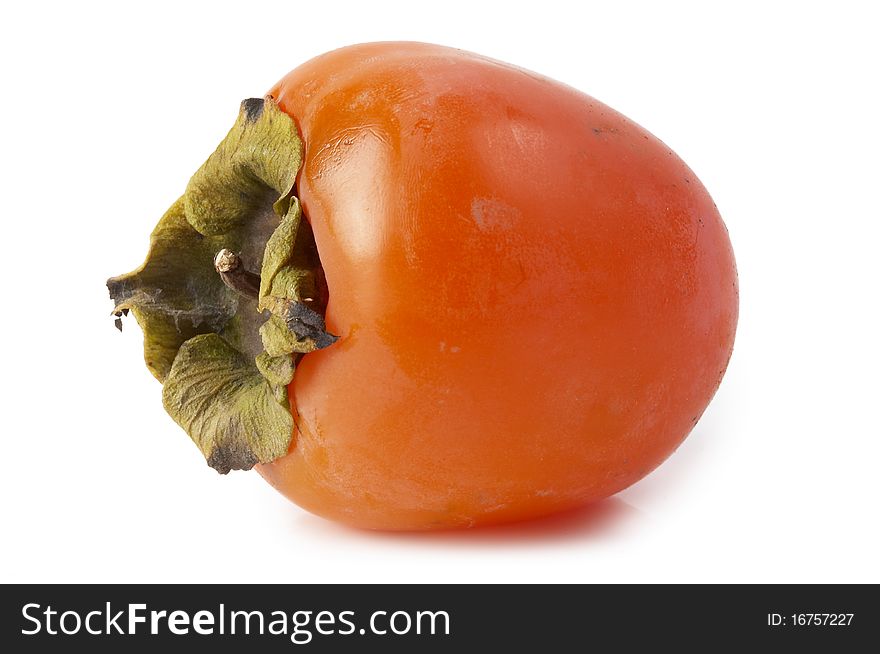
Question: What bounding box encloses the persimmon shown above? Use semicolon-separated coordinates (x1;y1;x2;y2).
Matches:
109;42;737;530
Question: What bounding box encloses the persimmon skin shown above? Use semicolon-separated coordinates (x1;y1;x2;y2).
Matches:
257;42;738;530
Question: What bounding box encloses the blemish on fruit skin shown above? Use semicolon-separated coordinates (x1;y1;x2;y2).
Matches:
484;503;509;513
470;197;518;231
413;117;433;133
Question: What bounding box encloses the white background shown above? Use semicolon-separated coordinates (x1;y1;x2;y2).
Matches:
1;1;877;584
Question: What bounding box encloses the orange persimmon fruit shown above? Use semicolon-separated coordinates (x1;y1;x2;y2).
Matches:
109;42;737;530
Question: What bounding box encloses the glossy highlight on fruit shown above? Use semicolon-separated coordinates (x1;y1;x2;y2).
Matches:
258;43;738;529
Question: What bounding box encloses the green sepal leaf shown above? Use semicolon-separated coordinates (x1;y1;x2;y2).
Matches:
255;350;295;387
106;198;239;381
260;314;315;356
184;98;304;236
108;97;340;474
256;351;296;404
259;197;306;306
162;334;293;474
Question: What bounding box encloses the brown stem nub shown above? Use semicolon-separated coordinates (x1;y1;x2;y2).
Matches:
214;249;260;300
213;248;339;350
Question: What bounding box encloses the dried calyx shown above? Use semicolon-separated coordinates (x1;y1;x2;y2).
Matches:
107;97;335;474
